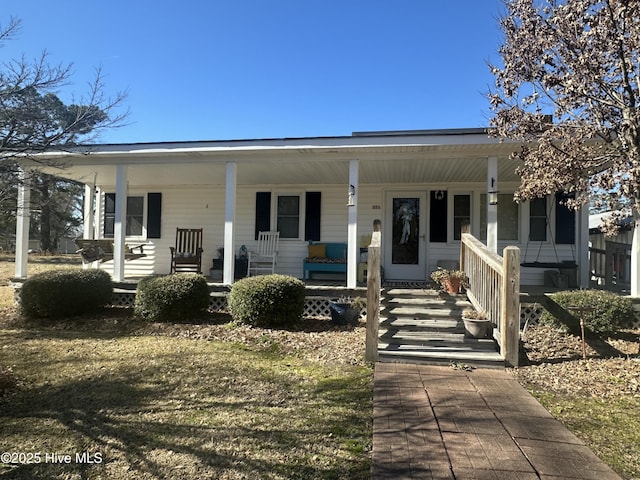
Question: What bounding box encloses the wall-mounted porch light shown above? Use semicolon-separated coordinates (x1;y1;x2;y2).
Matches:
347;184;356;207
488;177;499;205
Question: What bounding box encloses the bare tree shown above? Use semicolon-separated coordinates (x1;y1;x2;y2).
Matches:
0;18;128;153
489;0;640;235
0;16;128;250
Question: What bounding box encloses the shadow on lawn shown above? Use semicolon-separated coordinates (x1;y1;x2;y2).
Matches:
1;346;371;479
1;373;171;479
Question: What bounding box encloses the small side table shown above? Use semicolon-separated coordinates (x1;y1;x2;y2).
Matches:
209;257;248;280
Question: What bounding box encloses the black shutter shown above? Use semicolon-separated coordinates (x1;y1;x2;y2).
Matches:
104;193;116;238
255;192;271;240
147;193;162;238
305;192;321;241
555;193;576;244
429;191;447;242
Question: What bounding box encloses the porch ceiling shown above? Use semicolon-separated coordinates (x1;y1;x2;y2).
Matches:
39;141;523;187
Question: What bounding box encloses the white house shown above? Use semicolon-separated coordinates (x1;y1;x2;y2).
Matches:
14;128;593;290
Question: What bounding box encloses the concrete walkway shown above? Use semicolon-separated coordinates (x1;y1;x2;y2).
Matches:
372;362;623;480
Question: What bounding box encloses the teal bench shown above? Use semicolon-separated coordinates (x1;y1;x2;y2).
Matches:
303;242;347;280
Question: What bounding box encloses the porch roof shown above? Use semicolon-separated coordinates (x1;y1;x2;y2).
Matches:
29;128;523;187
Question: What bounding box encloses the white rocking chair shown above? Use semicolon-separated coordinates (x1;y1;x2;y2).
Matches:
247;231;280;276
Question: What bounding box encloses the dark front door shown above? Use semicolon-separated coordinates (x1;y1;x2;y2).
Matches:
384;192;427;280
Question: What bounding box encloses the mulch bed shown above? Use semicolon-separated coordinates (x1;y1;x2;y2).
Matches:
512;324;640;398
0;307;368;367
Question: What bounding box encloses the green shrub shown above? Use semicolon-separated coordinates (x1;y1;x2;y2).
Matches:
20;269;113;318
228;274;305;327
135;273;210;321
541;289;635;335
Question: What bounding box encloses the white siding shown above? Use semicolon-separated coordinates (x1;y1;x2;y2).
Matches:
93;184;583;286
97;187;225;277
238;185;354;279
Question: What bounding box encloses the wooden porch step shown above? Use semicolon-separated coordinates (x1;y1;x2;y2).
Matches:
379;330;498;350
379;317;462;331
382;308;467;320
377;288;504;368
378;346;504;368
383;288;440;297
383;298;467;310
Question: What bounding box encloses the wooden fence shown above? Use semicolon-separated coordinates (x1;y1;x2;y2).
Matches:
460;230;521;367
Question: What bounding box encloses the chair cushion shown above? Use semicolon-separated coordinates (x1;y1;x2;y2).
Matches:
307;244;326;258
175;252;197;259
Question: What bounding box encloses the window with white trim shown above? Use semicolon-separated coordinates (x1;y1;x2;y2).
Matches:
104;193;163;239
276;195;300;239
453;194;471;240
255;192;321;241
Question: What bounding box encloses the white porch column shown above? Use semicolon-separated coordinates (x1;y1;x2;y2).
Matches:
487;156;498;253
577;204;590;288
113;165;128;282
14;170;31;279
631;216;640;297
94;187;103;238
223;162;237;285
82;183;97;270
83;184;96;240
347;159;359;289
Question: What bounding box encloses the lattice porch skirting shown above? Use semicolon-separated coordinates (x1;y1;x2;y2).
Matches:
110;291;364;320
520;300;640;329
113;292;549;324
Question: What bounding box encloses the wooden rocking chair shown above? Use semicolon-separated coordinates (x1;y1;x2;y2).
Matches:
247;231;280;276
170;228;204;273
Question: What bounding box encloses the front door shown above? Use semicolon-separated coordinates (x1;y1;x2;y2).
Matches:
384;192;427;280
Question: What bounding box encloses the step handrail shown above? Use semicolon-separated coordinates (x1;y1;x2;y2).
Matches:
460;228;520;367
366;220;382;362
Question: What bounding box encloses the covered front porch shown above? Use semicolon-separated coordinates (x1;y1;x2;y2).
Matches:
14;129;595;292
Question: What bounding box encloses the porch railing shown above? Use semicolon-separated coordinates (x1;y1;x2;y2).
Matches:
365;220;382;362
460;230;520;367
589;241;631;288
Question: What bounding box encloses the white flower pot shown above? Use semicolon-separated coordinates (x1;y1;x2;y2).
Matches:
462;317;492;338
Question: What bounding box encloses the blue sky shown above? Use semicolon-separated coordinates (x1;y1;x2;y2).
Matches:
3;1;506;144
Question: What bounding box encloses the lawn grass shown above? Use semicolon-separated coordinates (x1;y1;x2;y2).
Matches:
0;328;372;479
2;255;639;478
517;325;640;479
0;254;82;308
533;392;640;479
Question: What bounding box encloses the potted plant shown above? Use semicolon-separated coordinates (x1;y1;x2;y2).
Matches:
329;296;365;325
430;268;468;294
461;308;492;338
